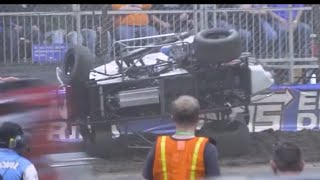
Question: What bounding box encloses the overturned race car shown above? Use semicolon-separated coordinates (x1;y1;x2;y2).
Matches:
56;28;275;157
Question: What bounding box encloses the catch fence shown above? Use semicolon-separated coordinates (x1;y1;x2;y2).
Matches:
0;4;318;85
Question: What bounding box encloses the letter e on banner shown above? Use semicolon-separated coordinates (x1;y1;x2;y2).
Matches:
298;91;317;110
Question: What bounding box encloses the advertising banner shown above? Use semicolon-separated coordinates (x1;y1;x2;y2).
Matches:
8;84;320;141
32;44;67;63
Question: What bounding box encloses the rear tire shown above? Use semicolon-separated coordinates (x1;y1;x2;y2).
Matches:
197;119;250;157
193;28;242;65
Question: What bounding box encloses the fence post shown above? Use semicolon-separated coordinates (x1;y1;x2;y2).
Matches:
193;4;198;33
203;4;209;30
288;4;295;84
313;5;320;61
212;4;217;28
72;4;81;45
199;4;205;31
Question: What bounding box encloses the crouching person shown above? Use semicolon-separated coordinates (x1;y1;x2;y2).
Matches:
142;95;220;180
270;141;304;176
0;122;38;180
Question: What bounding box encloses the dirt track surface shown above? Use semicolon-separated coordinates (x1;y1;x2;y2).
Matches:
75;129;320;179
3;64;320;177
68;128;320;178
220;129;320;166
97;129;320;167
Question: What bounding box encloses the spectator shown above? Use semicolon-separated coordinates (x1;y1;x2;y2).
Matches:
100;5;112;57
43;16;67;45
264;4;311;57
62;5;103;57
80;5;102;55
38;5;72;45
209;4;252;53
142;95;220;180
80;19;98;55
65;17;83;47
270;141;304;176
150;4;194;34
112;4;158;45
236;4;274;58
1;4;44;62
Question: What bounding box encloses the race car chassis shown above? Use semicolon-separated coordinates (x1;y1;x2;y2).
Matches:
59;30;257;157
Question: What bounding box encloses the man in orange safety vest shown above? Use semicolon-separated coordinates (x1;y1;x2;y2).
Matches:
142;95;221;180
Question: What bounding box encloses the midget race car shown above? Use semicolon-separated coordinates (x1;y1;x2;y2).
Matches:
56;28;275;157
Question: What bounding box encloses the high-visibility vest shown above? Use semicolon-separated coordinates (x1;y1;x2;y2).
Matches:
152;136;209;180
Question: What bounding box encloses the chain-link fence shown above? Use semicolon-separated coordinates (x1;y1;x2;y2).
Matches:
0;4;319;85
205;5;317;85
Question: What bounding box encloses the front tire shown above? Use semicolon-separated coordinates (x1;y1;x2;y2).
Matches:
62;45;93;85
84;131;128;158
62;45;93;119
197;119;250;157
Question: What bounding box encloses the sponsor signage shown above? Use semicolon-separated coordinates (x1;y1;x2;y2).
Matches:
32;44;67;63
4;84;320;141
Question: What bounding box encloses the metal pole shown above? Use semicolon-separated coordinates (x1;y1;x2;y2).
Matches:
313;5;320;63
212;4;217;28
203;4;208;29
200;4;205;31
73;4;81;45
193;4;198;33
288;4;295;84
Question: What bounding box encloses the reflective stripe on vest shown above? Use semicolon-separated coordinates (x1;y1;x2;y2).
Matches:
190;137;205;180
160;136;168;180
158;136;206;180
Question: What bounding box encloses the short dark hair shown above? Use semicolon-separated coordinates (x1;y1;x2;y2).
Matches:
0;122;23;148
272;142;303;172
171;95;200;125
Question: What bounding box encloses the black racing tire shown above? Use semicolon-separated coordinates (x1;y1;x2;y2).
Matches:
62;45;93;86
197;119;250;157
84;131;129;159
193;28;242;65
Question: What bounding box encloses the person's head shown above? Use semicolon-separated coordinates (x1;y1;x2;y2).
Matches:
270;141;304;175
171;95;200;128
0;122;25;151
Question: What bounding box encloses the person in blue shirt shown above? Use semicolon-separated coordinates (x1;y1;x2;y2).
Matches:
0;122;38;180
265;4;311;57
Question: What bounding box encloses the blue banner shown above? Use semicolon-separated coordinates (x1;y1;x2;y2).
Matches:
32;44;67;63
46;84;320;141
247;84;320;132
